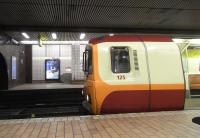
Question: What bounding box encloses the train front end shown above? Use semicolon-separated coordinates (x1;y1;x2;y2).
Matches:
82;36;185;114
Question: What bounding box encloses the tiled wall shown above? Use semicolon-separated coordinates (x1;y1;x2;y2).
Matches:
32;44;86;81
32;45;72;80
71;44;86;80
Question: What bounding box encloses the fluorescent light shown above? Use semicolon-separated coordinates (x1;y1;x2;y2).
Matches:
109;33;114;36
20;40;88;45
43;41;88;45
173;38;200;44
80;33;86;40
172;39;184;43
20;41;38;44
189;39;200;44
52;33;57;39
21;32;30;39
11;39;19;44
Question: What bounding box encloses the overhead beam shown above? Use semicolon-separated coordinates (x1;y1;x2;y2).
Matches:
1;25;200;35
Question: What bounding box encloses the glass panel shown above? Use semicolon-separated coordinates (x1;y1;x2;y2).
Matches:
184;47;200;110
84;46;92;74
87;48;92;74
111;47;130;73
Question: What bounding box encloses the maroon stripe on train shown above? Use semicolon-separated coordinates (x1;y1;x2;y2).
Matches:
89;36;140;44
100;89;184;114
100;90;149;114
139;36;173;42
89;35;172;44
150;89;185;111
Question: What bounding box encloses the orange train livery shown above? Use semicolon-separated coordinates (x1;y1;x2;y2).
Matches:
82;35;185;114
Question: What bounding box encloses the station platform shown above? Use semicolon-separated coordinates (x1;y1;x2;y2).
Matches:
0;110;199;138
10;83;83;90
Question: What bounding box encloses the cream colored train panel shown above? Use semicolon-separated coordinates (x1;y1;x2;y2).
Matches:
145;42;184;84
97;42;149;86
143;41;185;111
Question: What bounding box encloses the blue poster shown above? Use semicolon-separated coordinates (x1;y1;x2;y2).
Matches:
11;56;16;80
45;59;60;80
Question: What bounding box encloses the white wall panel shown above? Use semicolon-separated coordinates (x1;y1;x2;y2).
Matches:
32;59;45;80
188;58;200;74
46;45;60;57
60;59;72;74
71;44;86;80
32;45;72;81
60;45;71;57
32;45;45;57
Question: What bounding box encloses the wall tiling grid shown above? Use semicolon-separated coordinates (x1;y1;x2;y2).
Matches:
32;44;86;81
32;45;72;81
71;44;86;80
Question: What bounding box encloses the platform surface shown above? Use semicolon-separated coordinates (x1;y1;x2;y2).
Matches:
10;83;83;90
0;110;200;138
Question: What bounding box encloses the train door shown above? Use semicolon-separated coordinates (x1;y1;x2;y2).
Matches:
143;41;185;111
128;42;151;111
0;52;8;90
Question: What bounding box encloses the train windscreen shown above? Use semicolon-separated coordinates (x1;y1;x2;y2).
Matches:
110;47;130;73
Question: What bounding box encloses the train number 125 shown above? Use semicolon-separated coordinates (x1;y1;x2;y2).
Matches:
117;75;126;80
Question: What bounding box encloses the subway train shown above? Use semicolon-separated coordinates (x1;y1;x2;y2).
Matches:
82;35;185;114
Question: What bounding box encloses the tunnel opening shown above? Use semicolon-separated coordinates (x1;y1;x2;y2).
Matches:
0;52;8;90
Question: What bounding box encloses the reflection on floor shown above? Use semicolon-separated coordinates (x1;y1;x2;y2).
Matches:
0;110;200;137
185;98;200;110
10;83;83;90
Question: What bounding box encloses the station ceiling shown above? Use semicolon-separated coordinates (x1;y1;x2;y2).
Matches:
7;32;110;41
0;0;200;33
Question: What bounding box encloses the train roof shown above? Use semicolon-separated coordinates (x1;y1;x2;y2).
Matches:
89;35;173;45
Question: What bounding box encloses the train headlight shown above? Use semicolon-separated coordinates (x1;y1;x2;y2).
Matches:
86;95;89;102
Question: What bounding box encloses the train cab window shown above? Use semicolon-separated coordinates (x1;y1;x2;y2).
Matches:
111;47;130;73
83;47;92;74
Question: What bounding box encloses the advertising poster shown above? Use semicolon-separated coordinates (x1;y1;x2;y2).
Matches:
11;56;17;80
45;59;60;80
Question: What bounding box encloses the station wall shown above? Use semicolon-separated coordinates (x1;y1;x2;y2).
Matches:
0;45;26;88
187;49;200;74
32;44;86;81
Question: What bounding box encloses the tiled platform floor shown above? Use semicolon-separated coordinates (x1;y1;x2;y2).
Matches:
0;110;200;138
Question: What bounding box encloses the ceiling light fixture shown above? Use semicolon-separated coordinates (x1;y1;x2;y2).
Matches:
172;39;184;43
173;38;200;44
43;41;88;45
52;33;57;39
80;33;86;40
11;38;19;45
21;32;30;39
20;40;88;45
20;40;39;44
189;39;200;44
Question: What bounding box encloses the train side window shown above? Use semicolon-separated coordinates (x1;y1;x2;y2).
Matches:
83;47;92;74
110;47;130;73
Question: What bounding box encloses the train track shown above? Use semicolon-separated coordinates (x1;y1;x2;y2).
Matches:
0;88;89;119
